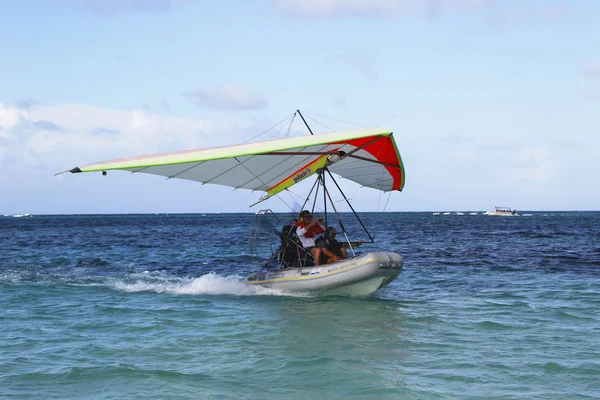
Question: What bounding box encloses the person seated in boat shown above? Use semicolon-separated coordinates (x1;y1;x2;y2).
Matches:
314;235;340;265
324;226;365;260
294;210;338;266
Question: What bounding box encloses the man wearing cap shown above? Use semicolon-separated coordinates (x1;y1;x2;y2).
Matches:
294;210;336;266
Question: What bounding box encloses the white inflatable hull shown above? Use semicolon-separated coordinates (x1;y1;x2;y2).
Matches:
244;251;403;296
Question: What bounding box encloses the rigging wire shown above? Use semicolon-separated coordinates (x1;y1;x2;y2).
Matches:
284;188;325;215
240;109;396;217
382;191;393;212
373;138;388;212
346;185;361;203
269;191;296;213
243;112;296;144
299;109;372;129
269;120;287;140
233;156;296;213
269;112;298;140
304;114;335;132
284;112;296;138
269;111;299;140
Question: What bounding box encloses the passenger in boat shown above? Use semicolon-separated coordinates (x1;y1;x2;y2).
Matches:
324;226;365;260
314;235;341;265
295;210;336;266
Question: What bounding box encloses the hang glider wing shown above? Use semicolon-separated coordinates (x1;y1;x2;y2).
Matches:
60;127;405;202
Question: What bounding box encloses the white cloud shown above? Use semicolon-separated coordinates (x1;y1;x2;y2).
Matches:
130;109;161;134
183;84;267;111
1;102;316;214
276;0;492;18
0;104;29;134
0;103;257;176
15;98;41;110
33;120;62;131
426;141;561;190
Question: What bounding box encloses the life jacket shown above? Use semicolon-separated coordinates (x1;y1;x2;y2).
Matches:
294;221;325;239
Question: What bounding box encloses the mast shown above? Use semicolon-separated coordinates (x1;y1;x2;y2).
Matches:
322;169;328;232
295;111;374;258
296;109;314;136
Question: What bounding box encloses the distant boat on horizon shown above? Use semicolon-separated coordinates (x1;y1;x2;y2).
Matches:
484;207;520;217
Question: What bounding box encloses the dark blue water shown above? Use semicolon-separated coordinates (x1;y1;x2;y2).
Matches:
1;212;599;399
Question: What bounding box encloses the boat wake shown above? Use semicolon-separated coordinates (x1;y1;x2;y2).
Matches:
110;272;308;297
0;267;308;297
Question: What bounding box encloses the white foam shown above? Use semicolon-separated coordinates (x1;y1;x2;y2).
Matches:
111;272;305;297
1;268;308;298
0;270;26;282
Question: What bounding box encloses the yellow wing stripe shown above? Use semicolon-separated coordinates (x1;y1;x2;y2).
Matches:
266;155;330;197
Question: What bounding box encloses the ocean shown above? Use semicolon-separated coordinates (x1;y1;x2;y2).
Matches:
1;212;599;399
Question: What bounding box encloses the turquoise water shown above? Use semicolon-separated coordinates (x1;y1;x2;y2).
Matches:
1;213;599;399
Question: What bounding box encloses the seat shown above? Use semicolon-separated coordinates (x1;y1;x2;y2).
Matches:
277;225;314;269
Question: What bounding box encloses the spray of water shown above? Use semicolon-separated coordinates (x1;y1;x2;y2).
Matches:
1;267;310;297
110;271;308;297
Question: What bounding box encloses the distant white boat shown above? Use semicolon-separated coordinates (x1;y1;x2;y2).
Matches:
469;212;478;215
433;212;440;215
443;212;451;215
11;213;31;218
455;212;465;215
484;207;520;217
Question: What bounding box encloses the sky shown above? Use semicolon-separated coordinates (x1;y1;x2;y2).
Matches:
0;0;599;214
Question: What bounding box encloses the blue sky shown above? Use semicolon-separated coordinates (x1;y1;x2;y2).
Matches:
1;0;598;214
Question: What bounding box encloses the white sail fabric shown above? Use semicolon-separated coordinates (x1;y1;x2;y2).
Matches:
64;127;405;194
